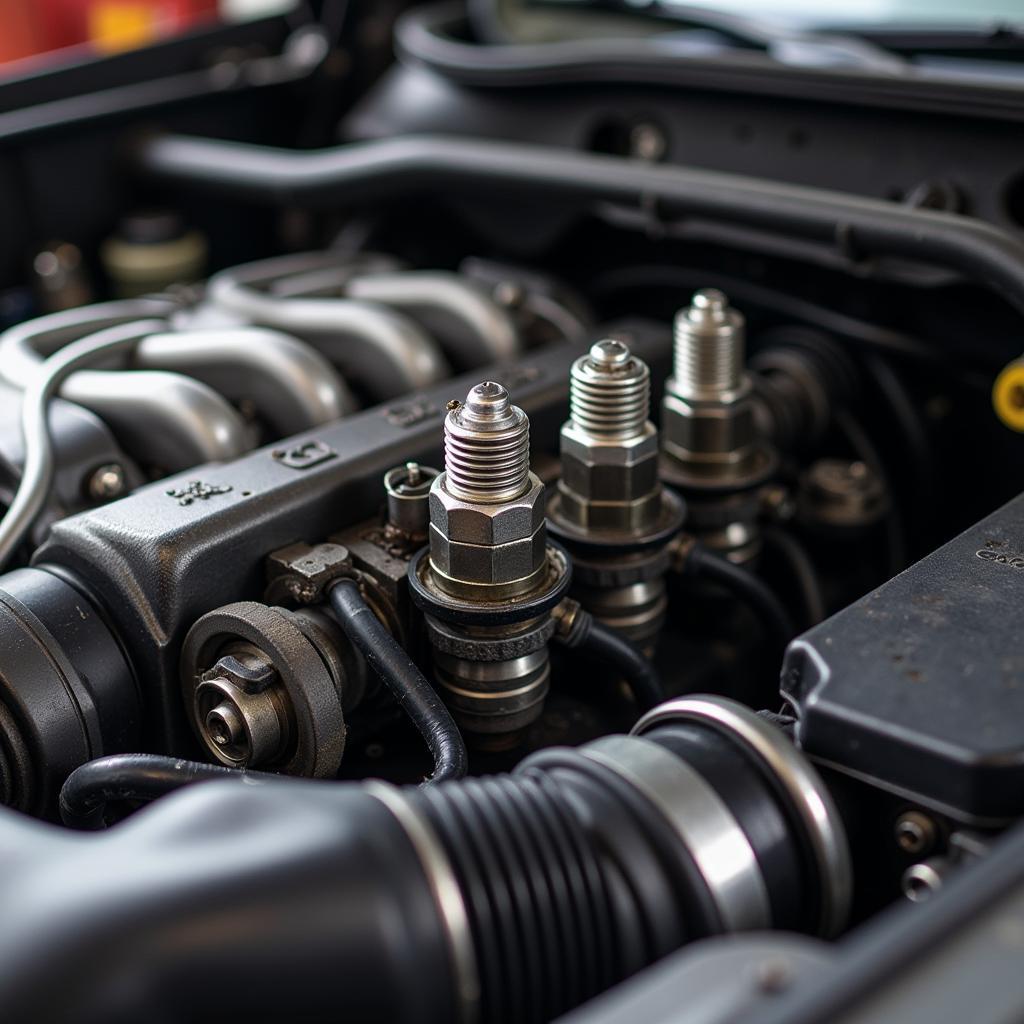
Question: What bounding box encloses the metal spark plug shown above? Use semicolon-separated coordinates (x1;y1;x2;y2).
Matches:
661;291;775;561
548;340;685;651
410;381;570;747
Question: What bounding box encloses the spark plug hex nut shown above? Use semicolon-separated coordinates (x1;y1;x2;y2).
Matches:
428;474;546;547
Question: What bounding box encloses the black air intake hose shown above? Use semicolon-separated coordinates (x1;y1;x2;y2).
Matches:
0;567;140;817
0;698;848;1024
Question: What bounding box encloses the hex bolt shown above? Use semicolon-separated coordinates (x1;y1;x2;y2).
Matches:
422;380;560;745
206;701;246;748
443;381;531;503
671;288;745;401
569;339;651;440
895;810;937;856
548;339;678;649
87;463;127;502
902;856;951;902
555;337;661;535
661;290;775;561
428;381;546;595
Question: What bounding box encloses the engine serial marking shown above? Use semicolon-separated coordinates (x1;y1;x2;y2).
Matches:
166;481;234;507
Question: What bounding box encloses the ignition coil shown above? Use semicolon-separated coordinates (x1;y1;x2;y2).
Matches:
408;381;571;747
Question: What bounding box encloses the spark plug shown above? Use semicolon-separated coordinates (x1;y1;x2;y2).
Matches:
547;339;684;650
409;381;570;747
660;290;777;561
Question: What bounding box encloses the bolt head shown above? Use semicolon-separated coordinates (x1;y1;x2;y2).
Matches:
88;463;127;502
895;812;936;856
428;472;547;586
429;473;545;546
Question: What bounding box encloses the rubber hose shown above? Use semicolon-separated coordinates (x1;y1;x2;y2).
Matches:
59;753;279;830
556;606;663;710
683;542;796;655
328;578;467;783
762;527;827;628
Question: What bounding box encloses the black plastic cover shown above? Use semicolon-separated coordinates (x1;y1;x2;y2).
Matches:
782;491;1024;825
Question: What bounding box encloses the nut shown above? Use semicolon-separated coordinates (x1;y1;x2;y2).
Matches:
428;471;547;587
661;389;758;464
558;421;661;530
429;472;546;546
560;422;659;503
429;525;546;585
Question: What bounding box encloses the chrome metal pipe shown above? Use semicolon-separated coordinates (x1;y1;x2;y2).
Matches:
207;255;449;399
59;367;251;470
345;270;520;368
0;306;251;471
137;327;356;435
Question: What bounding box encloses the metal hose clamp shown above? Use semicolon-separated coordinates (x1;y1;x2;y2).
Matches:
632;695;852;936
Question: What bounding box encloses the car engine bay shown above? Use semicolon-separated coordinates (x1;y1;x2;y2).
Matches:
2;2;1024;1021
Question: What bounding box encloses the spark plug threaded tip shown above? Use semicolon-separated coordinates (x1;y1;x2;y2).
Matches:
672;289;744;399
443;381;531;503
569;339;650;440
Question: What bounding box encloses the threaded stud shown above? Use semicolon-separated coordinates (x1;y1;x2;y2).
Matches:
444;381;531;503
569;339;651;440
672;289;745;400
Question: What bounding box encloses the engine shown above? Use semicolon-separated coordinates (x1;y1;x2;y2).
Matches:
2;3;1024;1022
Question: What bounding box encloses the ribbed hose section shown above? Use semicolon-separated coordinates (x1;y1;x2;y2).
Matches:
412;773;619;1024
569;340;650;440
443;381;531;503
671;289;744;399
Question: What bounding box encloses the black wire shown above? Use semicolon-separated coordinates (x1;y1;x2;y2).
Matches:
834;408;908;574
682;542;796;658
762;526;827;628
328;579;468;784
59;754;278;831
860;352;934;525
589;264;969;369
556;607;664;710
